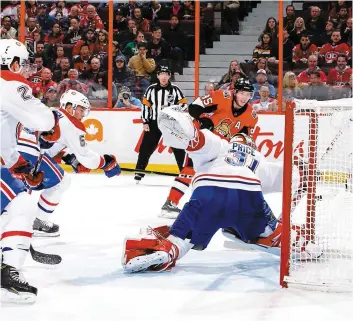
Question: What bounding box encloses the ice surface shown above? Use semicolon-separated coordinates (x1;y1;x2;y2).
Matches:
1;174;352;321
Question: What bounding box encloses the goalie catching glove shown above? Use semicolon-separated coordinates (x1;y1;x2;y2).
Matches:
9;155;44;189
122;226;179;273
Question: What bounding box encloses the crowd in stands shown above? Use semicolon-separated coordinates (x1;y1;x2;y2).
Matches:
1;1;351;111
1;0;234;107
214;1;352;111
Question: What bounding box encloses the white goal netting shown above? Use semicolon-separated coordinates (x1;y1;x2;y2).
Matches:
284;98;353;291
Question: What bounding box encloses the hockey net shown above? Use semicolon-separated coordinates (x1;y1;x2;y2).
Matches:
280;99;353;292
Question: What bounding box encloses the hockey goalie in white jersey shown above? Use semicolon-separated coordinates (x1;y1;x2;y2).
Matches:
0;39;59;302
122;107;321;273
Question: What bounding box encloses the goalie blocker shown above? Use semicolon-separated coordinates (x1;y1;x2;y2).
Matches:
122;107;322;273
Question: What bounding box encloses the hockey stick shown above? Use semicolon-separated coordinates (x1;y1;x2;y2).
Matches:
121;167;179;177
29;150;62;265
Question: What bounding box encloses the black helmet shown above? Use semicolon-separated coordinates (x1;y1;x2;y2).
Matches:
234;78;254;92
157;65;171;75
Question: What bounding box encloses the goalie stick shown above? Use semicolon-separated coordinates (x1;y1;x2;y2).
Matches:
29;150;62;265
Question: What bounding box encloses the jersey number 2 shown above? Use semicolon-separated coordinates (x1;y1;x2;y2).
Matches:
17;85;32;101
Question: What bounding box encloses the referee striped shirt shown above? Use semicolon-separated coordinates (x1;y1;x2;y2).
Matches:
142;82;188;124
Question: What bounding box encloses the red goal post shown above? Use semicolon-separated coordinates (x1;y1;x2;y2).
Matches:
280;99;353;292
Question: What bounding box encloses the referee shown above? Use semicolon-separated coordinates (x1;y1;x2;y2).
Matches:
135;65;188;183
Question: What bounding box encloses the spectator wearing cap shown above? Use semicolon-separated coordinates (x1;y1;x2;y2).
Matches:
117;19;138;49
252;33;272;62
128;41;156;94
36;3;55;34
123;31;145;61
113;55;137;94
251;69;277;102
53;56;71;82
41;86;59;107
114;86;143;108
147;26;171;65
163;15;187;74
44;23;64;45
73;43;92;74
302;71;330;101
1;16;17;39
32;68;57;100
292;31;318;64
73;28;96;56
319;30;351;64
132;7;150;32
297;54;327;85
87;72;118;107
251;85;278;112
62;18;82;49
113;8;128;32
79;5;104;31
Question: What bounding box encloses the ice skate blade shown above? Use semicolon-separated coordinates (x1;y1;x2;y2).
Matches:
123;251;169;273
158;210;179;219
1;288;37;304
33;231;60;237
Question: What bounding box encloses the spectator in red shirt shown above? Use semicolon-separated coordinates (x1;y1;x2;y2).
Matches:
32;68;57;100
44;23;64;45
297;54;327;84
327;53;352;86
292;31;318;64
93;29;108;58
74;43;92;73
29;54;44;84
73;28;96;56
132;7;150;32
79;5;104;31
319;29;351;64
167;0;185;20
26;0;38;18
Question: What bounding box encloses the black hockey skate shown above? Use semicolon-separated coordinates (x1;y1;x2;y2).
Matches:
33;218;60;237
1;263;37;303
159;199;181;219
134;173;144;184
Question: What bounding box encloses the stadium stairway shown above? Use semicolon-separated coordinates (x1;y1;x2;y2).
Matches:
173;1;282;102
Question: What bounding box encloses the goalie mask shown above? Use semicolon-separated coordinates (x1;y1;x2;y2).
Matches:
60;89;91;118
231;133;257;150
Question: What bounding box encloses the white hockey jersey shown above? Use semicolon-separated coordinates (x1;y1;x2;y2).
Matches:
17;108;103;170
189;130;283;193
0;71;55;168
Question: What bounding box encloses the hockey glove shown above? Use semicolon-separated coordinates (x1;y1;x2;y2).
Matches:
9;155;44;190
40;111;61;148
198;117;214;131
62;153;90;174
100;154;121;178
